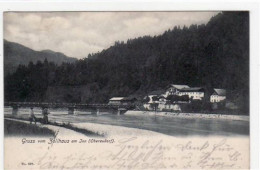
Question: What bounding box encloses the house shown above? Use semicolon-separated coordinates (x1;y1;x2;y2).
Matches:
158;96;167;103
143;90;165;110
108;97;124;105
166;84;190;96
163;103;181;111
145;90;166;103
143;84;206;111
108;97;137;105
210;89;226;103
178;87;205;100
166;84;204;100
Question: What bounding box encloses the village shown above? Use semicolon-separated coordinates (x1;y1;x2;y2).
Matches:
108;84;227;112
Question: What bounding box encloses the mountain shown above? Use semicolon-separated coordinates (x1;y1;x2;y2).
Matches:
4;40;77;75
4;12;249;113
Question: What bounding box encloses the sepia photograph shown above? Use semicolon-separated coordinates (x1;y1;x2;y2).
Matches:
2;7;255;169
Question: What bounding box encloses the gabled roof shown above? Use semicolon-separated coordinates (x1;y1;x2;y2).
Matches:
213;89;226;96
109;97;124;101
169;84;190;89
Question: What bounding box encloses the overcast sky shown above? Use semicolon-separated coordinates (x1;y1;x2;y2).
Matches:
4;12;219;59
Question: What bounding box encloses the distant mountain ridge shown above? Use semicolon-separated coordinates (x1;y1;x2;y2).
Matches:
4;40;77;75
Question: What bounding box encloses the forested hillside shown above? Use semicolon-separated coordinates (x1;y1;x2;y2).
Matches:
4;12;249;113
4;40;77;75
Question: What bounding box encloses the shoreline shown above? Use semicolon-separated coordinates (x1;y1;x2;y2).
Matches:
125;110;249;121
4;118;169;138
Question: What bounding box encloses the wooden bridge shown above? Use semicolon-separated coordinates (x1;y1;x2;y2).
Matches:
4;102;136;115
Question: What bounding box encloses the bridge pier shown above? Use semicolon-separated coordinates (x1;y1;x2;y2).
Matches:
68;107;75;115
12;106;19;115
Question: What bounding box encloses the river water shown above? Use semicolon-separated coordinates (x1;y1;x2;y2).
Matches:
4;107;249;137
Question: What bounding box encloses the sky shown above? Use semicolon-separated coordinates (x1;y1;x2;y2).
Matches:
4;12;219;59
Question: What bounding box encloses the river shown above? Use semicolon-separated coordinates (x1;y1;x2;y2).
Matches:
4;107;249;136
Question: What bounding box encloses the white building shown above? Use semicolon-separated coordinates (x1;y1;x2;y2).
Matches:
143;90;167;111
178;87;205;100
160;103;181;111
143;84;205;111
108;97;136;105
108;97;124;105
210;89;226;103
165;84;204;100
165;84;190;96
158;96;167;103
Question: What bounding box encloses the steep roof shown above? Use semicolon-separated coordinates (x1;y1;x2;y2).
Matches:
170;84;190;89
213;89;226;96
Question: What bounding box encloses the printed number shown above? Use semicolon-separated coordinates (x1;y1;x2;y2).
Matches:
21;162;34;166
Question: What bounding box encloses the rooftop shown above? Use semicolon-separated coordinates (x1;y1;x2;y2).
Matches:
169;84;190;89
213;89;226;96
109;97;124;101
109;97;137;101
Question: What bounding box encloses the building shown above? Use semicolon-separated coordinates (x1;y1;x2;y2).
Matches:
162;103;181;111
142;90;164;110
108;97;124;105
210;89;226;103
144;90;166;103
158;96;167;103
165;84;204;100
178;87;204;100
142;84;207;111
165;84;190;96
108;97;137;105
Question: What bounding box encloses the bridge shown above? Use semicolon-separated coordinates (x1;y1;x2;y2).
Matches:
4;102;136;115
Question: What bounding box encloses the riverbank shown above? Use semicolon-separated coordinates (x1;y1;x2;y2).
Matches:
4;118;168;138
125;110;249;121
4;119;55;137
4;118;86;138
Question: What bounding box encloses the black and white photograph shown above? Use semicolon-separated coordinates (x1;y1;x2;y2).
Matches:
1;5;257;169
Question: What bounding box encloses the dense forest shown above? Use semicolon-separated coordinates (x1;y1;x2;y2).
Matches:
4;12;249;113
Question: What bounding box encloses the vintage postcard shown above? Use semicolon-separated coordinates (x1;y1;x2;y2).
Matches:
1;2;257;169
